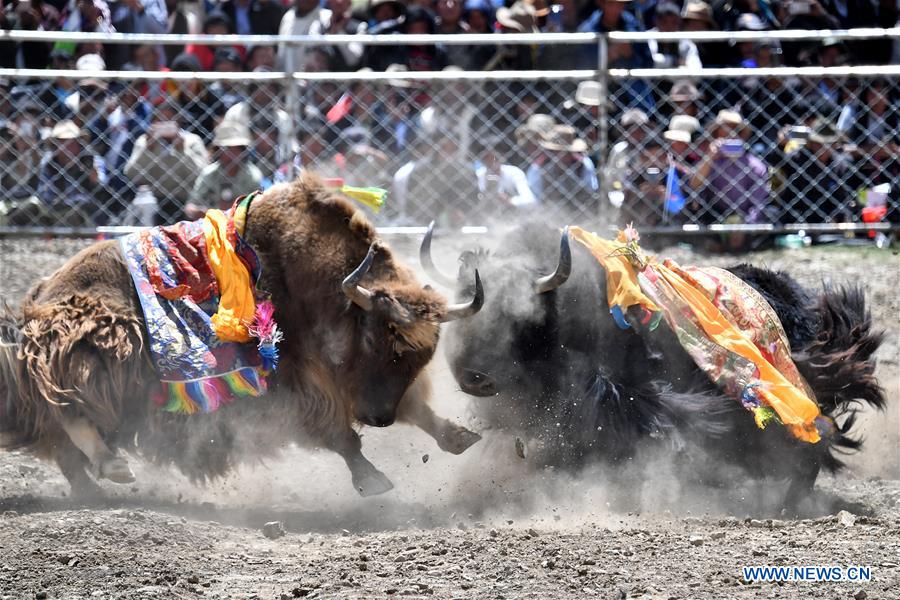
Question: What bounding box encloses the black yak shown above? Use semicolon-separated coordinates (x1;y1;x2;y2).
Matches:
0;174;484;497
422;222;885;513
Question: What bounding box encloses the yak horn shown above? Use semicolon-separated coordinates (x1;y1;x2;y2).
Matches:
419;220;457;288
534;226;572;294
439;270;484;323
342;244;376;311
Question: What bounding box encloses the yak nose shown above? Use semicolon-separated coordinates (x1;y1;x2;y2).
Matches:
359;414;395;428
459;368;498;397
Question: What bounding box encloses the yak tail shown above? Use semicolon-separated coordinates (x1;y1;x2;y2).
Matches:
794;286;886;472
0;307;30;448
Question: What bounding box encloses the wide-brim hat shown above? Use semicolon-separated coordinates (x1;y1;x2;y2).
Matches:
539;125;588;153
515;113;556;145
714;109;744;128
808;118;842;144
681;1;715;26
574;80;604;107
496;1;537;32
663;129;692;144
668;114;701;135
213;119;252;147
670;79;701;102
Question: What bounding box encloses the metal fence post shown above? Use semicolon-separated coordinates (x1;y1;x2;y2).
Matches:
284;40;299;181
597;33;609;226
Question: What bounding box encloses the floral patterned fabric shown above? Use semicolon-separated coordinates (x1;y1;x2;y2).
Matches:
119;214;263;383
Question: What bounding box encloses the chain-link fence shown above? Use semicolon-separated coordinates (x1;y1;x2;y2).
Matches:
0;30;898;235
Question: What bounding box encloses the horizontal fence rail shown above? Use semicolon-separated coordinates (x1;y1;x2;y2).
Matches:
0;30;898;240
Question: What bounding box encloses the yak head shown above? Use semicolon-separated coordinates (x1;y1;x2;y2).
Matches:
420;222;572;400
341;242;483;426
244;174;483;429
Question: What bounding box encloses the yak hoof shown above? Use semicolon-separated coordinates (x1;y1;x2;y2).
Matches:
98;456;136;484
353;466;394;497
437;427;482;455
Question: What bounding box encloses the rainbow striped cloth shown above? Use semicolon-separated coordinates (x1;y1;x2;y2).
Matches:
120;194;271;415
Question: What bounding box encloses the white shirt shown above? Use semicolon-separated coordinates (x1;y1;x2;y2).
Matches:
277;6;332;72
475;164;536;208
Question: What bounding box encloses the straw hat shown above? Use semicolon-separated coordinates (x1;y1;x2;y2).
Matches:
539;125;588;153
213;119;252;147
714;109;744;127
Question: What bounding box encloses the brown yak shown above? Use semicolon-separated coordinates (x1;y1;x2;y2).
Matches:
0;173;484;496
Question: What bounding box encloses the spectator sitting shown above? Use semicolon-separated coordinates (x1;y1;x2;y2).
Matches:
102;80;153;214
2;0;61;69
475;135;536;219
164;0;194;66
680;1;731;68
211;47;246;109
512;113;556;171
278;0;332;71
527;125;598;212
245;45;277;70
36;48;78;122
665;79;703;121
578;0;653;69
407;132;479;226
187;119;263;218
186;10;245;71
777;118;861;224
220;0;285;36
65;53;110;132
436;0;470;67
605;108;649;207
224;67;294;166
841;77;899;148
366;6;448;72
60;0;114;36
648;1;702;69
38;120;108;225
342;134;392;191
0;121;41;201
107;0;168;69
168;52;228;145
307;0;368;71
664;114;702;167
484;1;537;70
689;109;771;226
460;0;497;69
295;116;342;178
125;99;208;223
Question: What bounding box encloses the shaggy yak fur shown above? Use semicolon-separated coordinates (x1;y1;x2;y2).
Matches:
425;224;885;515
0;174;482;497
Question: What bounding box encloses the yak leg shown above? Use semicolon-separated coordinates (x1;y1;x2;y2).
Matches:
319;425;393;497
397;376;481;455
60;416;135;484
53;435;103;497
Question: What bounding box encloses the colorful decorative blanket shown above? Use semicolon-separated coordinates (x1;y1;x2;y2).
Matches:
120;193;281;415
569;225;828;444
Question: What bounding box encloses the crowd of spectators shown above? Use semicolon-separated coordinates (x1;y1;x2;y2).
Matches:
0;0;898;230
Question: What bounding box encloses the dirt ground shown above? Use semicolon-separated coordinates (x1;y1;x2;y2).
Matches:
0;236;898;600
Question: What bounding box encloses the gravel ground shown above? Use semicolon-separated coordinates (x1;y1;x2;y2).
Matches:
0;235;898;600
